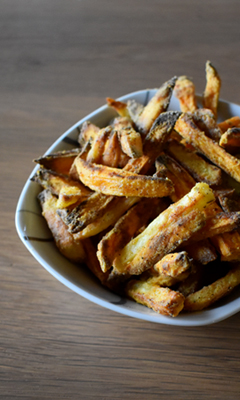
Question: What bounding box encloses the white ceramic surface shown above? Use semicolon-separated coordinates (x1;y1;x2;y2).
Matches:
15;89;240;326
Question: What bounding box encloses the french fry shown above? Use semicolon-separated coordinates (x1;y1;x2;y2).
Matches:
175;113;240;183
106;97;131;118
78;121;100;146
102;130;123;168
133;76;177;134
86;126;112;163
219;127;240;153
184;264;240;311
38;190;86;263
126;278;185;317
117;125;143;158
183;240;217;265
97;198;167;272
34;149;80;175
74;196;141;240
165;139;222;186
202;60;221;118
153;251;192;278
31;168;89;199
211;231;240;262
218;116;240;133
173;75;198;112
75;158;174;198
193;108;222;141
113;183;215;276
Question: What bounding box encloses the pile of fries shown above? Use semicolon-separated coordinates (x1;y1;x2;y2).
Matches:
32;61;240;317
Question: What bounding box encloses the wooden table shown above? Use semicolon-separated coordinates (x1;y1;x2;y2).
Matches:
2;1;240;398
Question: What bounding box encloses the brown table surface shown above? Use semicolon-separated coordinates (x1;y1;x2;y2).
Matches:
2;1;240;399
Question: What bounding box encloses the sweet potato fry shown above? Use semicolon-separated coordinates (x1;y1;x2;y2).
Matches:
117;126;143;158
102;130;122;168
113;183;215;276
97;198;167;272
166;139;222;186
193;108;222;141
106;97;130;118
34;149;80;175
86;126;112;164
38;190;86;263
219;127;240;153
173;75;198;112
184;264;240;311
175;113;240;183
153;251;192;278
74;196;141;240
218;116;240;133
75;158;174;198
31;168;88;199
78;121;100;146
133;76;177;134
202;60;221;118
211;230;240;262
126;279;185;317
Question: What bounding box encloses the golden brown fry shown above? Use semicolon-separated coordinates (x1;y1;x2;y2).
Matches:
211;230;240;262
174;75;198;112
86;126;112;164
184;240;217;265
113;183;215;276
102;130;122;167
126;279;185;317
34;149;80;175
106;97;130;118
75;158;174;198
31;168;88;199
155;154;196;201
78;121;100;146
175;113;240;183
153;251;192;278
193;108;222;142
166;139;222;186
134;76;177;134
219;127;240;153
203;60;221;118
81;238;110;285
74;196;141;240
117;126;143;158
218;116;240;133
184;264;240;311
38;190;86;263
97;198;167;272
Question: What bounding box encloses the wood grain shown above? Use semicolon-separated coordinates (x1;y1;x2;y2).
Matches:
1;0;240;398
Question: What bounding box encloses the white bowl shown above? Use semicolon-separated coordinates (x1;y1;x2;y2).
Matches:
15;89;240;326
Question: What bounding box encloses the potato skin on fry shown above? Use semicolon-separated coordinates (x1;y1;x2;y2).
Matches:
75;158;174;198
126;279;185;317
184;264;240;311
